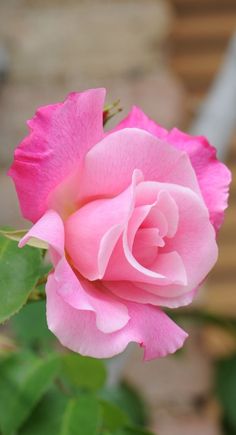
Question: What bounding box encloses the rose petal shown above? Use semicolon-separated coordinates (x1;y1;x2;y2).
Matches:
54;258;130;334
167;128;231;231
111;105;168;139
135;181;218;295
113;106;231;231
104;234;187;286
79;128;201;204
106;281;197;309
46;275;188;360
9;89;106;222
19;209;64;264
65;170;142;280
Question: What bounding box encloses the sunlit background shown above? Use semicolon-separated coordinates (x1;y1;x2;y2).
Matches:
0;1;236;434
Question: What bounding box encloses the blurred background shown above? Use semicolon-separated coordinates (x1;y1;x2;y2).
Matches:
0;0;235;434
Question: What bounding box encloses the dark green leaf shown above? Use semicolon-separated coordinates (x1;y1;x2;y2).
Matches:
221;415;236;435
20;387;67;435
100;399;130;431
0;352;60;434
60;394;102;435
100;382;148;427
0;235;43;323
114;427;154;435
62;353;106;391
215;355;236;430
10;300;54;351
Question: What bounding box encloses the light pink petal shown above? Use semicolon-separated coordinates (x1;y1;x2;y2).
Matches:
19;209;64;264
104;234;187;286
65;170;142;280
112;106;231;231
126;204;156;246
54;258;129;333
79;128;201;204
104;187;187;287
166;128;231;231
133;228;164;267
154;191;179;238
141;207;168;238
133;228;164;248
135;181;218;295
46;274;188;360
9;88;106;222
105;281;197;309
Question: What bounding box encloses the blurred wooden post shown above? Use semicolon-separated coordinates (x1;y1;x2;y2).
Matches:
190;33;236;160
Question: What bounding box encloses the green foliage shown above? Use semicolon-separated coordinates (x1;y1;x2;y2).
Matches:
60;395;102;435
10;300;54;351
100;399;130;431
0;234;43;323
215;355;236;432
0;228;48;249
62;353;107;392
0;352;60;434
100;382;149;427
113;428;154;435
19;387;68;435
0;346;155;435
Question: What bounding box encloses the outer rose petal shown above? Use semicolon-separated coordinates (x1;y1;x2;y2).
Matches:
19;209;130;334
113;106;231;231
167;128;231;231
46;273;188;360
54;258;130;334
9;88;106;223
19;209;65;264
111;105;168;138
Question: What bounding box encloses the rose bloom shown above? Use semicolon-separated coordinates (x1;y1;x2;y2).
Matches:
9;89;231;360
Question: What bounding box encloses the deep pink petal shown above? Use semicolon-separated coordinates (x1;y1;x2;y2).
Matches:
112;105;168;139
167;128;231;231
9;88;106;222
46;274;188;360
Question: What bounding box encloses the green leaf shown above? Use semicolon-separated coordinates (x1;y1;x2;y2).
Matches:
215;355;236;430
62;353;106;391
60;394;102;435
10;300;54;351
0;228;48;249
100;399;130;431
20;387;67;435
0;234;43;323
221;416;236;435
100;382;148;427
114;427;154;435
0;352;60;434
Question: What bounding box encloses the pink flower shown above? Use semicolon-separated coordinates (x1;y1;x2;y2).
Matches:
9;89;231;359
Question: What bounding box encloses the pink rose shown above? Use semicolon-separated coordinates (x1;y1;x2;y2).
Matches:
9;89;231;359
